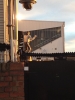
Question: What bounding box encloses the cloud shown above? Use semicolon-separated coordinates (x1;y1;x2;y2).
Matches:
64;21;75;43
65;39;75;52
63;1;75;12
65;33;75;42
65;22;75;33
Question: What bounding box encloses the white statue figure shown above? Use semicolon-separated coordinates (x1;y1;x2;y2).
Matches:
23;31;37;52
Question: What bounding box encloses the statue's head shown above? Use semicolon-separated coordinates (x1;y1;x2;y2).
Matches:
27;31;30;35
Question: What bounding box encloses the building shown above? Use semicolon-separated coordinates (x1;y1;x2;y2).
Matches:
0;0;18;62
18;20;65;53
0;0;9;43
0;0;9;62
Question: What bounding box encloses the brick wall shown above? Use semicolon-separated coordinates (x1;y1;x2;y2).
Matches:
0;62;24;100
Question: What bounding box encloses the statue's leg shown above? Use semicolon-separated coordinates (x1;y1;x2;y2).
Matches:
27;43;32;52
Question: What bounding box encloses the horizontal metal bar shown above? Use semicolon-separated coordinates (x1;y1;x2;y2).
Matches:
20;52;75;57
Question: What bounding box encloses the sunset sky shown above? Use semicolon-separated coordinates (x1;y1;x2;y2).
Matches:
18;0;75;52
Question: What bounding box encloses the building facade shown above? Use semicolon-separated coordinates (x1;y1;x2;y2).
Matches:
0;0;9;62
0;0;18;62
0;0;9;43
18;20;65;53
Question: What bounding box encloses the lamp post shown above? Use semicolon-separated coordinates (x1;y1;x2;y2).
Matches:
7;0;36;62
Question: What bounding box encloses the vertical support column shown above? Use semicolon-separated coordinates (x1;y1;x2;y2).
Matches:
13;0;18;61
7;0;14;62
61;22;65;52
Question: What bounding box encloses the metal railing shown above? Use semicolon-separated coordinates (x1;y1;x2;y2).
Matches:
0;51;9;63
33;34;61;51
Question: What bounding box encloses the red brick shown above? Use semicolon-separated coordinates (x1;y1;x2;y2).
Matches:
1;63;9;71
0;77;4;81
0;82;9;87
10;82;24;87
13;76;17;81
13;87;18;92
17;76;24;81
0;72;9;76
10;82;16;86
0;93;9;98
5;76;12;81
0;87;4;93
12;98;18;100
10;92;24;97
18;82;24;86
0;98;13;100
17;87;24;92
10;71;24;76
5;87;12;92
17;97;24;100
10;63;24;71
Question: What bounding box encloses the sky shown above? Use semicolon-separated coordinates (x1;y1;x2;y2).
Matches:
18;0;75;52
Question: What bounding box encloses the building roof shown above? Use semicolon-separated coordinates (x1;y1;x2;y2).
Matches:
18;20;65;31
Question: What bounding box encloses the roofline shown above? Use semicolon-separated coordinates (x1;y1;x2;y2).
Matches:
18;19;65;23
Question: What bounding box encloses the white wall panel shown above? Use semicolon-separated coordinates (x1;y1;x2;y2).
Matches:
18;20;65;31
33;37;64;53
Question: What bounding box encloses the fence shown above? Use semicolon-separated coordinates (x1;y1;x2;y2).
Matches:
20;52;75;61
0;51;9;63
0;42;18;62
0;43;10;62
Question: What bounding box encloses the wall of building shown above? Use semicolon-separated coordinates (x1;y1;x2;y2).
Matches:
4;0;9;43
0;0;9;43
0;62;25;100
0;0;5;62
0;0;10;62
0;0;4;43
18;20;65;32
33;37;64;53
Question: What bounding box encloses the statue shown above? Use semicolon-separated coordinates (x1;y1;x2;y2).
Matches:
23;31;37;52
